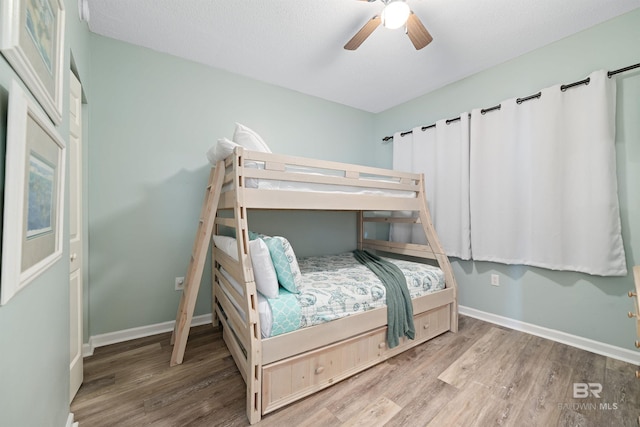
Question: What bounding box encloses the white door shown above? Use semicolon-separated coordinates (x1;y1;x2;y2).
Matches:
69;72;84;402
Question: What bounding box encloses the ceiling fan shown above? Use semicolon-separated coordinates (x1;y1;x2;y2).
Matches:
344;0;433;51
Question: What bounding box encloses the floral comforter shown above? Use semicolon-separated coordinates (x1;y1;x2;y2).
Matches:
267;252;445;336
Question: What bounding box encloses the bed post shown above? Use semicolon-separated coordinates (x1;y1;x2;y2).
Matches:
231;148;263;424
211;212;220;328
416;174;459;333
357;210;364;250
236;204;262;424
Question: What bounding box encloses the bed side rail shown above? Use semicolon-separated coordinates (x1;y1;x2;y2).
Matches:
360;215;438;260
236;148;421;192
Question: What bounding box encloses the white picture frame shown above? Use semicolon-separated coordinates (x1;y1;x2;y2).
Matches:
0;0;65;124
1;80;66;305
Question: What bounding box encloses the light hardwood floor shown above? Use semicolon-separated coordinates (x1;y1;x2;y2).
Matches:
71;316;640;426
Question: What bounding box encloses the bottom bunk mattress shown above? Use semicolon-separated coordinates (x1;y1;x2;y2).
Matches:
220;252;446;338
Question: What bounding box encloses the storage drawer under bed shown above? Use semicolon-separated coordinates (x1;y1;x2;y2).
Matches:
261;304;451;414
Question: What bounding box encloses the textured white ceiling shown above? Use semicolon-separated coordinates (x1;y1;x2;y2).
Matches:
85;0;640;113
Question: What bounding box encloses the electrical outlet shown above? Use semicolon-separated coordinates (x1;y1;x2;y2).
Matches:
175;277;185;291
490;274;500;286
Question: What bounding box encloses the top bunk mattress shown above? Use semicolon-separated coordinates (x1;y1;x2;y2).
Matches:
233;164;417;198
252;174;415;198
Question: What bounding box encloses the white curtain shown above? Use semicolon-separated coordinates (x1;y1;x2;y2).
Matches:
391;115;471;260
470;70;626;276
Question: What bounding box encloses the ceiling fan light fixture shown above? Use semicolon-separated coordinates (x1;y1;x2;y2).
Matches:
381;0;410;30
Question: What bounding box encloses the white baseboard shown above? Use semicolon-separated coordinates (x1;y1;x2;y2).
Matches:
65;413;77;427
83;308;639;365
459;305;640;365
83;313;213;357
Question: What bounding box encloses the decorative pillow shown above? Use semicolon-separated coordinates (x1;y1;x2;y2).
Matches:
262;236;302;293
233;123;272;153
212;235;279;298
250;230;274;241
207;137;239;166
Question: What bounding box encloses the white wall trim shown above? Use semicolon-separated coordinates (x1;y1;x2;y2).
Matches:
82;313;212;358
83;308;640;365
65;413;78;427
459;305;640;365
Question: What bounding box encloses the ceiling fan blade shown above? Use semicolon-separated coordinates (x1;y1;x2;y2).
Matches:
344;15;381;50
406;12;433;50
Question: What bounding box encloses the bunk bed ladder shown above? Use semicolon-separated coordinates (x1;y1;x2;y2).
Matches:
170;163;225;366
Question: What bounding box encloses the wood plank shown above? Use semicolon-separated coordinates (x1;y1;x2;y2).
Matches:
593;356;640;426
383;333;475;426
239;148;421;181
326;361;403;422
633;265;640;338
216;269;245;311
384;380;459;427
244;167;420;192
242;188;422;211
486;334;553;402
425;381;497;426
340;396;401;426
72;316;636;427
362;238;437;259
511;396;562;427
557;348;607;424
510;347;575;427
362;216;421;224
437;326;509;388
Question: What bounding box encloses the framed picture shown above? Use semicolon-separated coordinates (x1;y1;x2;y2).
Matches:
1;80;66;305
0;0;65;124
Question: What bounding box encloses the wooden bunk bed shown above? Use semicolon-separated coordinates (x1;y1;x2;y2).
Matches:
170;146;458;424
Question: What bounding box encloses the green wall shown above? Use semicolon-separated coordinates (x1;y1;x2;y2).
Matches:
0;1;92;426
87;35;375;336
373;8;640;352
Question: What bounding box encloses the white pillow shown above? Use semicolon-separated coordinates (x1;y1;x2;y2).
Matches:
233;123;272;153
206;136;261;187
249;238;279;299
212;235;279;299
212;235;237;259
207;137;239;166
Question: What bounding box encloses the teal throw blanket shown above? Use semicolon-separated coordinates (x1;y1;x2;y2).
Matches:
352;250;415;348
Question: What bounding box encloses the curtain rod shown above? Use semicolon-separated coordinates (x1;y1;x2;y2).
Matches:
382;62;640;142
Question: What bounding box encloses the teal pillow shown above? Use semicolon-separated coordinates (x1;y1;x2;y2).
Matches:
228;229;262;240
248;230;263;240
263;236;302;293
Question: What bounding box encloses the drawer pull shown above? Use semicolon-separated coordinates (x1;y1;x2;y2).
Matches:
636;341;640;349
423;323;430;330
315;366;325;375
378;342;386;349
